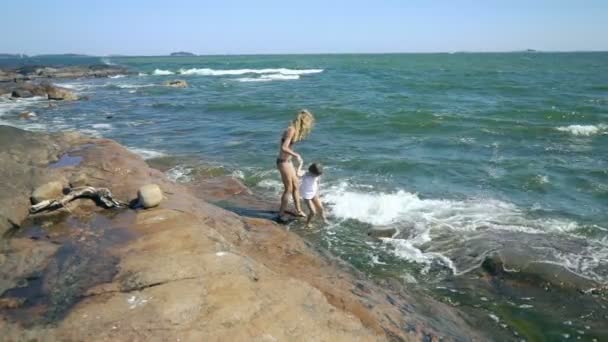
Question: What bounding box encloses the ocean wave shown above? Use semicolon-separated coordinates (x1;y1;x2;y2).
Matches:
322;182;606;276
0;96;47;117
556;124;606;136
177;67;323;76
152;69;175;76
166;165;193;183
127;147;167;160
109;74;126;79
324;182;578;233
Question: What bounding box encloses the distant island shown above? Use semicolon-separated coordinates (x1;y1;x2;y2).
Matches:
170;51;196;57
0;53;28;59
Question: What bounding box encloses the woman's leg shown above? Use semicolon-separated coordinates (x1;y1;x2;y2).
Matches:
291;171;305;216
278;162;293;217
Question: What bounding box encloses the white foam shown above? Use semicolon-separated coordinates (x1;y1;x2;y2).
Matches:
236;77;274;83
101;57;116;66
257;179;283;193
324;182;578;234
0;96;47;117
138;72;148;76
115;83;156;89
152;69;175;76
128;147;167;160
109;74;126;79
556;124;606;136
178;67;323;76
78;129;103;138
166;165;193;183
91;123;112;130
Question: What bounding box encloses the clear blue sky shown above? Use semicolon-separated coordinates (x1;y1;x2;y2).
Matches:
2;0;607;55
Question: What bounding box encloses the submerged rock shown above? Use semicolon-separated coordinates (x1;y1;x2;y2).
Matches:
19;111;37;119
164;79;188;88
31;181;65;204
11;89;33;98
367;226;398;238
137;184;163;208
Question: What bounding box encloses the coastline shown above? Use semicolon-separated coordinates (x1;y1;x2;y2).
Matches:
0;126;487;340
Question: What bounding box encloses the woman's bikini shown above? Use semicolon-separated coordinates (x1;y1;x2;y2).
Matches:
276;135;294;165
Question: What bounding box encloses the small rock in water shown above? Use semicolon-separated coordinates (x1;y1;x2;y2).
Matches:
19;111;37;119
137;184;163;209
367;226;397;238
164;79;188;88
31;181;65;204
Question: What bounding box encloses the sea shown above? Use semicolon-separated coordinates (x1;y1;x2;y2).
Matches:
1;53;607;340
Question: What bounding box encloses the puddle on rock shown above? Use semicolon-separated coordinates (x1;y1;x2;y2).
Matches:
48;153;83;168
0;208;136;326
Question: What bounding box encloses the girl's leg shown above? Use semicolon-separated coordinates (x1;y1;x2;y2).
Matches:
312;196;328;223
305;199;316;226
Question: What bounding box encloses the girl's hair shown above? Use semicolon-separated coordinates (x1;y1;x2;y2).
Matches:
289;109;315;142
308;162;323;176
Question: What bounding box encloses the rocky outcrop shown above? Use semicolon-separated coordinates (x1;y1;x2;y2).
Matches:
0;65;130;83
0;126;80;236
44;84;78;101
165;79;188;88
1;82;79;100
0;126;486;341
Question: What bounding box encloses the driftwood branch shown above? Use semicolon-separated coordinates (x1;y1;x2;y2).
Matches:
30;186;126;214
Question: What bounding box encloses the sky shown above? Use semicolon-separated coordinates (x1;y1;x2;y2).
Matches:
2;0;607;55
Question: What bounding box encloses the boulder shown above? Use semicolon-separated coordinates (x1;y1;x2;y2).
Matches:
31;181;65;204
11;89;33;98
137;184;163;208
165;80;188;88
45;84;78;101
367;226;398;238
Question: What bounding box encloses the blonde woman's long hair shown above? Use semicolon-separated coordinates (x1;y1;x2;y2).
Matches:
289;109;315;142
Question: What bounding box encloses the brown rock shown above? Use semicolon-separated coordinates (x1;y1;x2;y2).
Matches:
44;84;78;101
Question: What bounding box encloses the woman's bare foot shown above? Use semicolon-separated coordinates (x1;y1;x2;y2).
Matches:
296;211;307;217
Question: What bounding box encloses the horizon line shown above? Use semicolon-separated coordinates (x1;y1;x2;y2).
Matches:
2;49;608;58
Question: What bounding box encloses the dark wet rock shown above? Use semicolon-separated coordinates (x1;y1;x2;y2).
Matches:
0;238;59;295
165;79;188;88
11;89;33;98
2;65;130;82
137;184;162;208
31;181;66;204
368;226;398;238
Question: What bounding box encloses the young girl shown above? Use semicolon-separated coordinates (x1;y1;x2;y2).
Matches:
298;162;328;226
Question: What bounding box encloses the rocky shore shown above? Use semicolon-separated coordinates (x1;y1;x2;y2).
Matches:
0;126;487;341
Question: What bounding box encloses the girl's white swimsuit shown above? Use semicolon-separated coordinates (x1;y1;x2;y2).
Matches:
300;174;319;200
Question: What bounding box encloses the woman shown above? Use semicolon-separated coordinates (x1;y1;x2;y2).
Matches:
277;109;315;221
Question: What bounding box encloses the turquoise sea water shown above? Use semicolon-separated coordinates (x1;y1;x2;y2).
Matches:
1;53;607;339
